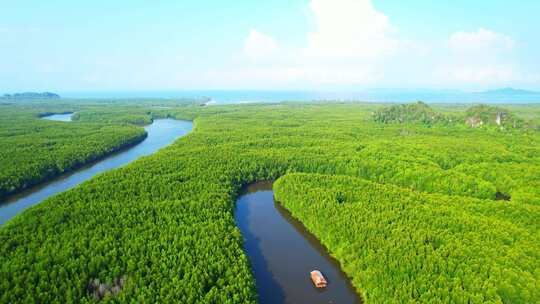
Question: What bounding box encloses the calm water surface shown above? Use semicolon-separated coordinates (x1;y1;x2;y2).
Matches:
0;119;192;225
59;90;540;104
41;113;74;121
235;182;362;304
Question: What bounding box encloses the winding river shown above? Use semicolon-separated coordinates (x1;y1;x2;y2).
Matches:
0;116;193;225
235;182;362;304
4;114;360;302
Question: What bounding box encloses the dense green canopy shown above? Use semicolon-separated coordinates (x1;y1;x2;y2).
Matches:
0;104;147;199
1;101;539;303
373;101;448;125
464;104;524;128
274;173;540;303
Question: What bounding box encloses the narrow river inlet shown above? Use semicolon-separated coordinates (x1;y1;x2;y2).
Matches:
235;182;362;304
41;112;74;122
0;118;193;225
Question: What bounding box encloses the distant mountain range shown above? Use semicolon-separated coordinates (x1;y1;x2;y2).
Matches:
476;88;540;96
1;92;61;99
353;88;540;104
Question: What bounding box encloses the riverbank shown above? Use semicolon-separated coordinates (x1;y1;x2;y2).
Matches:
0;111;150;201
1;103;538;302
0;119;192;225
0;130;148;202
235;182;361;304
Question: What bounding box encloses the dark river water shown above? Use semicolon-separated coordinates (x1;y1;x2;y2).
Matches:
0;118;193;225
235;182;362;304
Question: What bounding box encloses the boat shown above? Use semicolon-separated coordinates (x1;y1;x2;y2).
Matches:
310;270;327;288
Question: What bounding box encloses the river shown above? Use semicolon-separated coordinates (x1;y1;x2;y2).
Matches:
0;118;193;225
235;182;362;304
41;112;74;122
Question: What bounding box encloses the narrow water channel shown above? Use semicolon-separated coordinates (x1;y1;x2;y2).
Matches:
235;182;361;304
0;118;192;225
41;113;74;121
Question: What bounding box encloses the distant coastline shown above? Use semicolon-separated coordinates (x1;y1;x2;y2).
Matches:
2;88;539;104
1;92;60;100
476;87;540;96
56;88;540;104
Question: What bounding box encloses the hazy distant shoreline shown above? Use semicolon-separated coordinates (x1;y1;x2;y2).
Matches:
52;89;540;104
2;89;538;104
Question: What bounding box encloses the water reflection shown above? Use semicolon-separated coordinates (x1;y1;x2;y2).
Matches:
235;182;362;304
41;113;74;122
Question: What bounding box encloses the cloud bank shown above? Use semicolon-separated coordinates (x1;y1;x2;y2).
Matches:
305;0;397;59
244;29;279;61
448;28;515;54
2;0;536;91
234;0;533;89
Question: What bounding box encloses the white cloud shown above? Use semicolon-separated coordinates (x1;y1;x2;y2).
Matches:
438;28;520;85
205;65;380;89
243;29;279;60
234;0;397;87
305;0;398;59
230;4;530;89
448;28;514;54
437;66;517;84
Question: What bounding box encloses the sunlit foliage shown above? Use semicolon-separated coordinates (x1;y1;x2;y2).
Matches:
0;105;146;199
373;101;448;125
274;173;540;303
0;101;538;302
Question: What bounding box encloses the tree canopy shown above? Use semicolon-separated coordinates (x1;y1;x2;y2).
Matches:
1;101;539;303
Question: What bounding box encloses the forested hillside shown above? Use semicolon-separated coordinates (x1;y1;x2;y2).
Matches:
274;173;540;303
374;101;537;131
1;102;539;303
464;104;523;128
373;101;448;125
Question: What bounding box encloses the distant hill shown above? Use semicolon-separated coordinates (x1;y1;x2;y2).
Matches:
372;101;448;125
1;92;61;99
464;105;523;128
477;88;540;96
373;102;534;130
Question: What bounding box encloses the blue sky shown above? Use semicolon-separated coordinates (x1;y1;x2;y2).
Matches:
1;0;539;91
